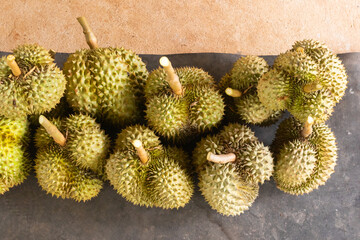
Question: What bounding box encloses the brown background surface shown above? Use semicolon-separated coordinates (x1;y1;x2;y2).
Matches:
1;1;360;54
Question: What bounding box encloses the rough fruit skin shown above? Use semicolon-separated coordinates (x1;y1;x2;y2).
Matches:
64;47;148;127
0;116;31;194
219;56;282;125
193;123;273;215
272;117;337;195
145;67;224;143
35;145;102;201
198;163;259;216
34;114;109;201
35;114;110;174
105;125;194;209
257;39;347;123
0;44;66;118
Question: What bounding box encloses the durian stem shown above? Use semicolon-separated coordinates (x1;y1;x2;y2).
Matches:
39;115;66;147
303;82;323;93
6;55;21;76
132;140;148;164
301;116;314;138
225;88;242;98
159;56;183;95
207;152;236;164
77;16;98;49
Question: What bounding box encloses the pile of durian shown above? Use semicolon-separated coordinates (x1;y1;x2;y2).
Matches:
0;17;347;216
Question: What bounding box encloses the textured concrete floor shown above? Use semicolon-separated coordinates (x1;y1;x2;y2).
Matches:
0;51;359;240
1;0;360;54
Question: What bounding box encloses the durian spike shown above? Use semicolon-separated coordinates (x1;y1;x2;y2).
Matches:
77;16;98;49
49;49;56;59
132;140;149;164
159;56;183;95
39;115;66;147
225;88;242;98
6;55;21;76
303;82;323;93
296;47;305;54
301;116;314;138
207;152;236;164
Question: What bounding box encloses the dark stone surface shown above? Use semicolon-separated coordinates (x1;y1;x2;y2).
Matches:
0;52;359;240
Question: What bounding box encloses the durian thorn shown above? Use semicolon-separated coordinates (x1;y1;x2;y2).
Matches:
132;140;149;164
207;152;236;164
159;56;183;95
303;82;323;93
49;49;56;58
301;116;314;138
77;16;98;49
6;55;21;76
296;47;305;54
225;88;242;98
39;115;66;147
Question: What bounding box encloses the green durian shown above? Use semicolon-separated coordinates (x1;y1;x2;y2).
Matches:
257;39;347;123
34;114;109;201
63;17;148;127
219;56;282;125
193;123;273;216
0;44;66;118
145;57;224;143
0;116;31;194
272;117;337;195
105;125;193;209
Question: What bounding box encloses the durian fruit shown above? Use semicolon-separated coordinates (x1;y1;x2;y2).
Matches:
145;56;224;143
63;17;148;128
219;56;282;125
257;39;347;123
193;123;273;216
0;44;66;118
0;116;31;194
272;116;337;195
105;125;193;209
34;114;110;201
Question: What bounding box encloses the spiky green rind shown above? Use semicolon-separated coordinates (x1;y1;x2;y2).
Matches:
35;145;102;201
230;56;269;90
114;124;162;151
146;95;189;142
234;93;282;125
144;67;215;98
218;123;258;149
274;140;317;187
145;67;224;143
0;117;30;194
146;153;193;209
35;114;110;174
64;47;148;127
273;51;318;80
13;44;54;67
292;39;332;64
106;150;153;207
0;44;66;118
257;69;292;111
272;117;337;195
188;87;225;131
237;142;273;184
198;163;259;216
288;89;335;123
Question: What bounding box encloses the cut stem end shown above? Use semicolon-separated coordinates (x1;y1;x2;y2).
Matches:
77;16;98;49
39;115;66;146
301;116;314;138
207;152;236;164
159;56;183;95
6;55;21;76
225;88;242;98
132;140;148;164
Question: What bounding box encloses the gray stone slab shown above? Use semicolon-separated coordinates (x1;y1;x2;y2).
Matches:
0;52;359;240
